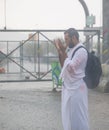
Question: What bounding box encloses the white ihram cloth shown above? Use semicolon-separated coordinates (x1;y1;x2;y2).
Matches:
60;43;89;130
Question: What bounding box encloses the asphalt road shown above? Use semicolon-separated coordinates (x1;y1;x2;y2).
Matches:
0;82;109;130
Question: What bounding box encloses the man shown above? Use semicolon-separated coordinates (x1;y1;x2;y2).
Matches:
54;28;89;130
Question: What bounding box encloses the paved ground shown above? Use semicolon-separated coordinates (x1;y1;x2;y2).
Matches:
0;81;109;130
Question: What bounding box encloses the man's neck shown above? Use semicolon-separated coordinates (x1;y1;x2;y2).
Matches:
73;41;79;47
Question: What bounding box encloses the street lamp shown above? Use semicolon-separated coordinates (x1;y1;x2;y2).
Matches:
78;0;90;27
78;0;90;50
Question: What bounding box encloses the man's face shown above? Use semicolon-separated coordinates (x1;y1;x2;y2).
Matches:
64;33;74;48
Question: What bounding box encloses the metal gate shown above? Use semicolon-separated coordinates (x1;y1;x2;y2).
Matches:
0;29;102;82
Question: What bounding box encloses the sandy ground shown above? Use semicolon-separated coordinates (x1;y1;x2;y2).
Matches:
0;81;109;130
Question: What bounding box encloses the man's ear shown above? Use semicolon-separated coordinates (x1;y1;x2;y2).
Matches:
72;35;78;42
72;35;76;40
71;35;75;41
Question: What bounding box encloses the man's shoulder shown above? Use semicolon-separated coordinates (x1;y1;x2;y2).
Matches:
74;43;87;53
72;44;88;59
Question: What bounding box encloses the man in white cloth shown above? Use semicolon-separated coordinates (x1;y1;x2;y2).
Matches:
54;28;89;130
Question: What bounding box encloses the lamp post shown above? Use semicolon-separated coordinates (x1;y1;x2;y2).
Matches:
78;0;90;50
78;0;89;27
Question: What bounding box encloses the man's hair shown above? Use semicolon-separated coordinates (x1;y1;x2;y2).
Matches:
64;28;79;40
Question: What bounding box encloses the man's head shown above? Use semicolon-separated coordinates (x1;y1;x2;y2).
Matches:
64;28;79;48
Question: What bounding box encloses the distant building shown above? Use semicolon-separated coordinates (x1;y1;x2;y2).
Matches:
28;33;38;41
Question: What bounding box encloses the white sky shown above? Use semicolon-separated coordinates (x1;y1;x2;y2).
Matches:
0;0;102;30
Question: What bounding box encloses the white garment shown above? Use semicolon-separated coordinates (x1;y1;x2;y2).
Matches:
62;80;89;130
60;43;88;89
61;43;89;130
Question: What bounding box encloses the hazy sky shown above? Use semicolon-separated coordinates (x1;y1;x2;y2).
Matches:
0;0;102;30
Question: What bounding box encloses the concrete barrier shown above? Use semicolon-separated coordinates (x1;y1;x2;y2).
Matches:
98;64;109;92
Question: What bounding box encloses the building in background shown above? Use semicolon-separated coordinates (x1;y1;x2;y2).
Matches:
28;33;38;41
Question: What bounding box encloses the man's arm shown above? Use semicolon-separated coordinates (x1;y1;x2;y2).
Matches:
58;50;67;67
53;39;67;67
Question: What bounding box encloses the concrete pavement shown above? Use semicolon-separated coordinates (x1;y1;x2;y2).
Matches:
0;82;109;130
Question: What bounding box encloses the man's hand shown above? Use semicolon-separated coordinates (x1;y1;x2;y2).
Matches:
53;38;67;53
